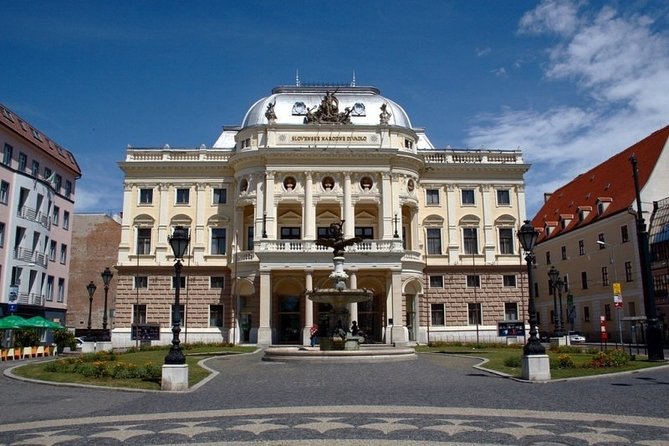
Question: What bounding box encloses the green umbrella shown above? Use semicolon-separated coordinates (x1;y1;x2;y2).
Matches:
0;315;30;329
25;316;63;329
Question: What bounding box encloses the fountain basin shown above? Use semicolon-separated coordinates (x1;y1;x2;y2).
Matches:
263;345;416;363
306;288;373;307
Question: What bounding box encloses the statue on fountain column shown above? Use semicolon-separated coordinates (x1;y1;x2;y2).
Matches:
315;221;361;257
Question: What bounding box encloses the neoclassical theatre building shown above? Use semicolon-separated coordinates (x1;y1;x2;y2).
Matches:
113;84;530;348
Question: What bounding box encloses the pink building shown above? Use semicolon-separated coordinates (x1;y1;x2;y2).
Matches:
0;103;81;324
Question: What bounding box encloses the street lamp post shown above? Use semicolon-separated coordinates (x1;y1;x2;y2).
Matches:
86;281;97;339
548;266;561;336
100;268;113;339
394;213;400;238
556;277;565;337
516;220;546;356
165;226;190;365
630;155;664;361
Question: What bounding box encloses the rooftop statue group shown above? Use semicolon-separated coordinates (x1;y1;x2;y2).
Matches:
264;91;392;125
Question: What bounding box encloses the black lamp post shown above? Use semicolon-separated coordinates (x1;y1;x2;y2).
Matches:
517;220;546;355
548;266;563;336
86;281;97;339
394;213;400;238
630;155;664;360
556;276;565;337
165;225;190;365
100;268;113;337
262;211;268;238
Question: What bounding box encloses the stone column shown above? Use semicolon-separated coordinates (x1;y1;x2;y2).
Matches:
157;183;170;263
388;270;408;345
446;184;459;264
257;271;272;346
348;270;359;326
343;173;354;238
265;172;275;239
481;185;495;264
381;173;393;239
303;270;314;346
255;174;265;241
304;172;315;240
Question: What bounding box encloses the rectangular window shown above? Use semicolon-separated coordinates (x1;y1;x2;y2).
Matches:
598;233;605;248
461;189;475;205
176;188;190;204
426;189;439;205
49;240;56;261
64;180;72;198
0;222;4;247
354;227;374;240
503;275;516;287
583;306;590;322
621;225;629;243
280;227;301;239
546;251;551;265
0;181;9;204
18;152;27;171
628;301;636;317
31;160;39;177
625;261;633;282
139;188;153;204
210;305;224;327
211;228;227;254
247;226;254;250
578;240;585;255
466;275;480;287
172;276;186;289
211;276;225;289
57;278;65;302
46;276;54;301
504;302;518;320
602;267;609;286
133;304;147;324
561;246;567;260
426;228;442;254
3;143;12;166
63;211;70;230
581;271;588;289
134;276;148;289
604;304;612;321
54;174;62;192
213;188;227;204
52;206;60;226
430;304;445;326
463;228;478;254
60;244;67;264
496;189;510;205
468;303;482;325
429;275;444;288
137;228;151;255
499;228;514;254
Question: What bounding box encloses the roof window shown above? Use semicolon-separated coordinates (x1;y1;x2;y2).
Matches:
596;197;612;216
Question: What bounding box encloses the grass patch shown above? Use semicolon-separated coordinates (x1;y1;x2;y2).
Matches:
12;344;256;390
415;343;665;379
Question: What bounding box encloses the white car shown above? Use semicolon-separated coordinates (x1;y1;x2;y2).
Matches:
568;332;586;343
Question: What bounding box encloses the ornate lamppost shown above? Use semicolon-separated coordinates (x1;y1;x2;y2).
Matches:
548;266;563;336
86;281;97;339
517;220;546;356
394;213;400;238
165;226;190;365
100;267;114;338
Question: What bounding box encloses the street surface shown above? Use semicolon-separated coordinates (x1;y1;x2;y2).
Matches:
1;351;668;445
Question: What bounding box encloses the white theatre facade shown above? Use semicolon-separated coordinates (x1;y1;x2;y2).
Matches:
113;84;530;347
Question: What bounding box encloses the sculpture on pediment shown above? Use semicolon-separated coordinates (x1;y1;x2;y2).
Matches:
304;91;352;124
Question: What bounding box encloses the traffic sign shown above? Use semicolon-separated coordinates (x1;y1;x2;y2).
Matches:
8;303;17;313
612;282;621;295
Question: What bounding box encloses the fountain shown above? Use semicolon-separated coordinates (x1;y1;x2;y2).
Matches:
263;221;416;362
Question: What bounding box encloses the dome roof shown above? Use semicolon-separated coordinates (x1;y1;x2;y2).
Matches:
241;85;413;129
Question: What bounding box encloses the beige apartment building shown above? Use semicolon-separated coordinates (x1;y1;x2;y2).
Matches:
531;125;669;343
113;84;530;348
0;103;81;324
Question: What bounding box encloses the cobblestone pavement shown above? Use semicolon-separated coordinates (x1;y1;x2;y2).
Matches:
1;351;668;445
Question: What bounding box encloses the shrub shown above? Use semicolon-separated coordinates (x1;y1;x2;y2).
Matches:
557;354;575;368
585;349;630;368
13;328;40;348
504;355;522;368
53;329;75;351
139;363;162;382
552;346;582;354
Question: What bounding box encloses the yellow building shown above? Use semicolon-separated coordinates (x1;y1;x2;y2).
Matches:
113;84;530;347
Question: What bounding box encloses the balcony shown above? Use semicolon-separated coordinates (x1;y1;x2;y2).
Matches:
255;239;405;254
17;292;45;306
17;206;51;229
13;248;48;268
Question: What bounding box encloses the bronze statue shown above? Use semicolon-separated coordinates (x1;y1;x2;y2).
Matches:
315;221;361;256
304;91;352;124
265;101;277;123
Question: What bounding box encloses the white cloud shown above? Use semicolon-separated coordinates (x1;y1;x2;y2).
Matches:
466;0;669;216
476;47;491;57
491;67;507;78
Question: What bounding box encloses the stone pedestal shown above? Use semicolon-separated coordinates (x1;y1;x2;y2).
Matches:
161;364;189;391
550;336;567;348
521;354;551;381
81;342;95;354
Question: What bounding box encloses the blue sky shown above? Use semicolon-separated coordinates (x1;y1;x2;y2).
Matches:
2;1;668;217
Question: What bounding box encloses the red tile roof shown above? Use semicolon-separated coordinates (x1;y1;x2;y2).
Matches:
532;125;669;243
0;103;81;176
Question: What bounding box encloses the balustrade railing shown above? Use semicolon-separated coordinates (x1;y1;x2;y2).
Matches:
17;206;50;229
13;248;48;267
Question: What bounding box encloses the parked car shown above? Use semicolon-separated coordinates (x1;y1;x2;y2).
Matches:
568;331;586;343
75;337;85;349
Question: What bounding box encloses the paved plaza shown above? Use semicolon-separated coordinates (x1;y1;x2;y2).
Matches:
1;351;668;445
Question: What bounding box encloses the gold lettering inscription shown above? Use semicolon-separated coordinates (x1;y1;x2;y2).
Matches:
289;135;368;142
